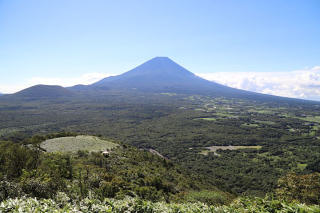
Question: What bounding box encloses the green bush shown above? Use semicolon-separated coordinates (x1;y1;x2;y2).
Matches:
183;190;232;206
0;180;23;202
1;196;320;213
276;172;320;204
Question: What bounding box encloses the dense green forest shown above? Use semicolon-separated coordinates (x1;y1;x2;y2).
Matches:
0;134;221;202
1;92;320;211
1;92;320;195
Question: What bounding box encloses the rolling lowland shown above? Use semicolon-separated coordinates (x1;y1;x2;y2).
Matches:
1;57;320;212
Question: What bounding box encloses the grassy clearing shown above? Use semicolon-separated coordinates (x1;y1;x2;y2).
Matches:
297;163;308;170
285;115;320;123
299;116;320;123
254;120;276;125
215;112;238;118
160;92;177;96
183;190;233;206
194;108;206;111
248;108;274;114
288;127;297;132
0;127;22;137
241;123;259;128
186;95;201;101
201;145;262;156
312;125;320;131
40;135;118;153
194;117;217;121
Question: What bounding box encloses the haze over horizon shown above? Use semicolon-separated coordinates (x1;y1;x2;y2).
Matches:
0;0;319;100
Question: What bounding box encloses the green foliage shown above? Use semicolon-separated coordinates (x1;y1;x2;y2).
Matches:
182;190;233;206
228;196;320;213
0;142;39;179
306;159;320;172
0;180;22;202
0;138;227;204
19;153;73;198
276;172;320;204
1;196;320;213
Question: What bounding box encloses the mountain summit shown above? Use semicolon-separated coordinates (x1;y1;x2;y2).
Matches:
94;57;195;85
91;57;225;92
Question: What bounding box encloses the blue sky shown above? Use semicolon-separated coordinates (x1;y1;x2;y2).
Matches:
0;0;319;99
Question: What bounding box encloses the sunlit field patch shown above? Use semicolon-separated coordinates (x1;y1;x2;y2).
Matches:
200;145;262;156
40;135;118;153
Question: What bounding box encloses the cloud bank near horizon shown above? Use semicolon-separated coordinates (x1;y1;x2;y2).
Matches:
198;66;320;101
1;66;320;101
0;73;113;94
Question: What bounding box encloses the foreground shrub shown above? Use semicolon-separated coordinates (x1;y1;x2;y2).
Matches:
0;180;23;202
276;172;320;204
1;196;320;213
182;190;232;206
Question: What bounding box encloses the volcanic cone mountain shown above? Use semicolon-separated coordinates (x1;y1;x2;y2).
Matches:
88;57;267;99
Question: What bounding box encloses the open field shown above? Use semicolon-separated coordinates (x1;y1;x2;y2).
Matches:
194;117;217;121
241;123;259;128
215;112;238;118
40;135;119;153
0;127;22;137
253;120;276;125
299;116;320;123
160;92;177;96
248;108;275;114
201;145;262;156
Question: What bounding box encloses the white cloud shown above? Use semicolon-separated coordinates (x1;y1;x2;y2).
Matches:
0;72;112;94
197;66;320;101
28;72;111;87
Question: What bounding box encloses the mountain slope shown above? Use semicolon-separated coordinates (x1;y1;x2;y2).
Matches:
91;57;228;92
13;85;74;99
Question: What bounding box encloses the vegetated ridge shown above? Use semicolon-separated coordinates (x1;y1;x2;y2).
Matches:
12;85;74;99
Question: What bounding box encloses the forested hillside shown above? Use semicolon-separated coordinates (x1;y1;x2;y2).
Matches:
0;134;223;202
0;133;320;212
